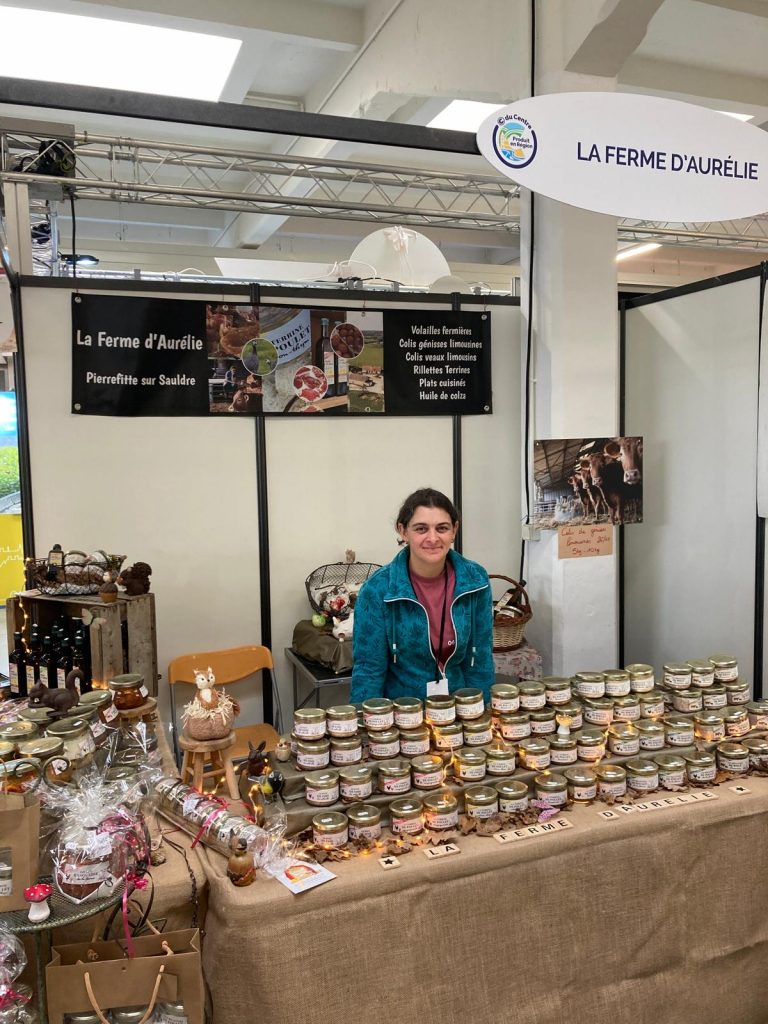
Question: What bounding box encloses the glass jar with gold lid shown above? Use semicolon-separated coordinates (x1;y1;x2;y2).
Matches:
594;764;627;799
534;771;568;807
108;674;147;711
572;672;605;699
603;670;631;698
389;796;424;834
542;677;571;705
484;742;516;775
564;766;597;803
635;719;666;750
294;707;327;740
462;715;493;746
498;712;530;742
45;717;95;766
626;664;654;693
431;721;463;751
422;789;459;831
393;697;423;729
453;747;486;782
453;688;485;721
654;753;686;789
490;683;519;714
548;734;577;766
463;785;498;818
687;660;715;688
494;779;528;812
326;705;358;737
377;759;412;795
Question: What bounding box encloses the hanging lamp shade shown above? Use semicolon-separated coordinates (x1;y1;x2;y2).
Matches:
348;227;450;288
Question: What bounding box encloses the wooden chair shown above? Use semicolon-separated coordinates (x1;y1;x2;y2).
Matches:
168;645;279;793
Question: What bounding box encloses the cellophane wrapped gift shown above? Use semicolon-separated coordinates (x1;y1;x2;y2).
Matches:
50;772;149;904
0;925;35;1024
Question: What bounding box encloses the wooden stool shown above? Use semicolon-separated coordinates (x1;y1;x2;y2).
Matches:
116;696;158;725
179;731;239;799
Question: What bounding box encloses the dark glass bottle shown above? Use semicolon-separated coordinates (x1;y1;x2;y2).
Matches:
313;317;336;397
56;637;73;689
25;633;41;694
8;632;24;698
40;635;56;688
73;635;91;693
333;320;349;396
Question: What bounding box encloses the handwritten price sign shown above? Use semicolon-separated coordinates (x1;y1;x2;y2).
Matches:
558;523;613;560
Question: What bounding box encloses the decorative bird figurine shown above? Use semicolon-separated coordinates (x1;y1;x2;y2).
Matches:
194;666;219;710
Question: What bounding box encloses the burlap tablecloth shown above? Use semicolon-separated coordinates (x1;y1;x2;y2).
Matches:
199;776;768;1024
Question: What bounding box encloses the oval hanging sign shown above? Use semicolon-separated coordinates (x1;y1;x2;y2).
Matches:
477;93;768;222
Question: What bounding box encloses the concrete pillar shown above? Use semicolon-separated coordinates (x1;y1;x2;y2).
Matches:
519;10;620;675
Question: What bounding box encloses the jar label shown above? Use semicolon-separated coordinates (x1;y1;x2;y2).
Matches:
659;769;685;788
571;783;597;802
457;763;486;781
381;775;411;794
425;707;455;725
673;696;702;712
630;677;654;692
51;758;69;774
536;789;567;807
550;748;577;765
629;774;659;791
614;707;641;722
487;757;517;774
718;755;748;773
664;673;691;689
696;725;725;742
598;780;627;798
297;751;330;769
584;709;612;726
714;666;739;682
349;822;382;842
610;738;639;755
500;721;530;740
464;728;492;746
577;744;606;762
499;796;528;813
91;719;106;738
369;740;400;759
433;731;463;750
294;722;326;739
725;720;750;737
139;685;149;698
424;809;458;830
691;672;714;687
530;720;556;735
639;733;665;750
0;878;10;896
605;681;630;697
327;720;357;737
467;803;498;818
749;712;768;729
394;711;423;729
688;765;716;782
641;701;665;718
520;693;546;710
331;746;362;765
312;828;348;848
576;681;604;698
703;693;727;709
306;786;339;805
748;753;768;769
545;688;571;705
341;782;372;802
156;1013;188;1024
456;699;485;719
666;729;694;746
522;752;550;770
364;712;394;731
567;712;583;730
492;697;520;713
400;738;430;756
728;691;750;705
392;816;423;835
414;769;443;788
103;704;119;723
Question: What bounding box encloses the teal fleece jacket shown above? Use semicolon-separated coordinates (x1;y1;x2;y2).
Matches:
350;547;494;704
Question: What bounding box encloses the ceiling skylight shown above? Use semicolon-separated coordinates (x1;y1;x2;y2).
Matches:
0;5;242;101
428;100;505;132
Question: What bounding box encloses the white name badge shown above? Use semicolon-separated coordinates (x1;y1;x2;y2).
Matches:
427;677;449;697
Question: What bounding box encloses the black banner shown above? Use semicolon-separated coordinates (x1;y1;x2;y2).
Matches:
71;296;492;417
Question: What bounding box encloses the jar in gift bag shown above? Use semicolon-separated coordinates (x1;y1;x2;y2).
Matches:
154;1003;188;1024
56;829;119;903
111;1008;149;1024
108;674;148;710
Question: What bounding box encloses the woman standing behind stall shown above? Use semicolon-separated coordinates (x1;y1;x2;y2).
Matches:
350;488;494;704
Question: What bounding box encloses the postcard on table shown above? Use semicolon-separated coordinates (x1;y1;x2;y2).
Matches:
271;859;337;894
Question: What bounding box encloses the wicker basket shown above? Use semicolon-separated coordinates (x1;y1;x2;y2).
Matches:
305;561;381;616
26;550;126;597
489;575;532;652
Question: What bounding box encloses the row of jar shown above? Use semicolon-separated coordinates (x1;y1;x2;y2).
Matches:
65;1002;187;1024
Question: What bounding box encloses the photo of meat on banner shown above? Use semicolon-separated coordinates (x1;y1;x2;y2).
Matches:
532;437;643;530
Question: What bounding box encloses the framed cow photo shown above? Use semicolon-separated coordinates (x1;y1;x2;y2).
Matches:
532;436;643;531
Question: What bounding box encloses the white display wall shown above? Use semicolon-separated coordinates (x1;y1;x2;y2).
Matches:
623;274;762;685
20;285;521;725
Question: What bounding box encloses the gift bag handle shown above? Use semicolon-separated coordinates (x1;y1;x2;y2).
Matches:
84;964;166;1024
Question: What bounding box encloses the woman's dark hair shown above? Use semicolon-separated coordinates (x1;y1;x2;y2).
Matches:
396;488;460;530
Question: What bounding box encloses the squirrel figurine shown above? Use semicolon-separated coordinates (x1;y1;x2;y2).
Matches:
28;668;83;715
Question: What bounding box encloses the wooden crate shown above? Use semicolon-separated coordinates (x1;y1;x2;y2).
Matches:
5;590;158;694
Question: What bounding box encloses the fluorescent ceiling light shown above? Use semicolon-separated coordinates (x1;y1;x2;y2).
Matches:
428;100;505;132
0;6;241;101
717;110;754;122
616;243;661;261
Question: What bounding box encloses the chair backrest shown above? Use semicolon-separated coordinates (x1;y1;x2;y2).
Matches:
168;645;273;688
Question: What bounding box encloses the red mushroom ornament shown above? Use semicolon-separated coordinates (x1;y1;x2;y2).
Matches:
24;882;52;923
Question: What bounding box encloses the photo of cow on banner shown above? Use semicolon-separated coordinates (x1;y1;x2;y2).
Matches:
533;437;643;529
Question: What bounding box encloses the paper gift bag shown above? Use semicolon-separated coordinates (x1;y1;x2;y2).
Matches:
0;790;40;912
46;928;205;1024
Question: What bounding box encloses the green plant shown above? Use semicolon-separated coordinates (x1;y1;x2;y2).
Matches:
0;447;20;498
